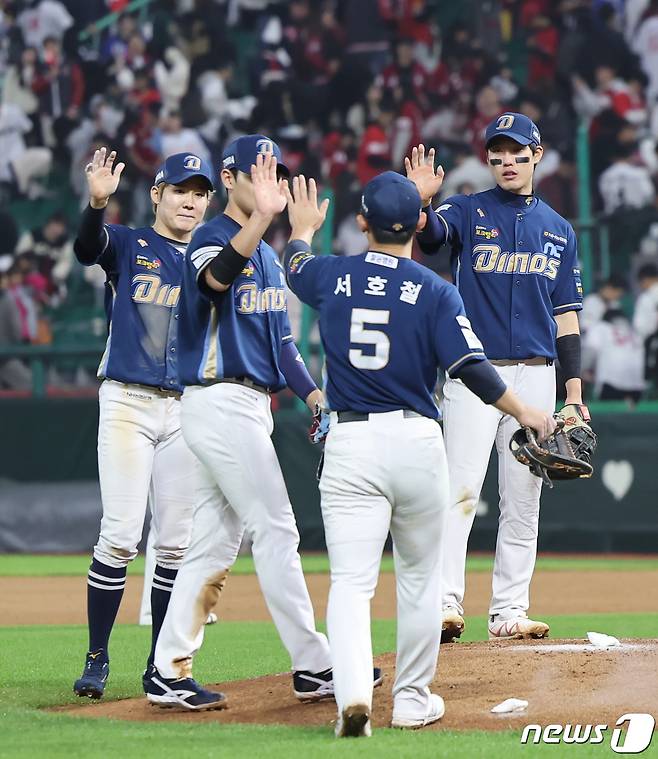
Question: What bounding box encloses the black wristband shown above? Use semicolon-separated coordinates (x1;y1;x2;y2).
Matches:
556;333;581;381
208;243;251;286
452;359;507;404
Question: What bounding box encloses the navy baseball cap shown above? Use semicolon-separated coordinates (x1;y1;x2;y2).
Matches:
360;171;421;232
485;112;541;149
221;134;289;177
154;153;215;191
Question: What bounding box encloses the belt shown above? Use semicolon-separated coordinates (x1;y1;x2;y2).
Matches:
211;376;271;395
489;357;553;367
337;409;425;423
126;382;182;399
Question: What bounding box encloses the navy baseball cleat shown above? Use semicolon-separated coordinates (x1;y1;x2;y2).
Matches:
142;663;156;693
144;668;227;711
73;649;109;699
293;667;383;702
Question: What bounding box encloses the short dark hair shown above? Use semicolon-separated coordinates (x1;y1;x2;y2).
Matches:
637;263;658;280
369;225;415;245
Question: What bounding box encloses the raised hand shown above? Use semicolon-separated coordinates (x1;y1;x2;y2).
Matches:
404;144;444;207
283;175;330;243
85;147;125;208
251;153;287;218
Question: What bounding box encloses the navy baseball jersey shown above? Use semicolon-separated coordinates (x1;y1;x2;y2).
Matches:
420;186;583;360
178;213;293;389
88;225;186;389
285;242;486;419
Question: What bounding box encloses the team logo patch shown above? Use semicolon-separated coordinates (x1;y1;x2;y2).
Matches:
137;238;148;248
288;252;314;274
474;225;499;240
496;114;515;130
256;138;274;155
476;207;485;218
183;155;201;171
241;263;255;276
136;254;161;270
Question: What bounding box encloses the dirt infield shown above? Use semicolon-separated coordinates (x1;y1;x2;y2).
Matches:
4;570;658;626
55;639;658;732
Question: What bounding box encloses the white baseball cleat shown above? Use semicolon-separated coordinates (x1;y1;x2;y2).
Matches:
441;607;465;643
206;612;218;625
335;703;372;738
488;613;549;640
391;693;445;729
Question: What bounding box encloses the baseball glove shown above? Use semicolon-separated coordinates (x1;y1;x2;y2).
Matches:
509;404;596;488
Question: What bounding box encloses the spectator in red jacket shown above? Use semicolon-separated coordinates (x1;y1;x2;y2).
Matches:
376;37;431;113
357;100;394;185
31;35;84;148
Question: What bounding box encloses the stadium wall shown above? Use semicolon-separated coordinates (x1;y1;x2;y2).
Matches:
1;401;655;552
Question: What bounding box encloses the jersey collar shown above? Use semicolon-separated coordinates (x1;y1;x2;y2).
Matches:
491;185;537;210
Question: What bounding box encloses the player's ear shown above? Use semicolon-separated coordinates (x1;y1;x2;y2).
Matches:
532;145;543;165
220;168;234;191
416;210;427;232
150;185;160;207
356;213;369;233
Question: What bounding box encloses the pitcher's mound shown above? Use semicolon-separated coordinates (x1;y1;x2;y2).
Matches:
55;639;658;731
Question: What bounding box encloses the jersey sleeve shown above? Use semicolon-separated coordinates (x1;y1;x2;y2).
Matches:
187;227;227;283
551;225;584;314
417;194;469;254
432;281;487;374
284;239;332;309
99;224;135;272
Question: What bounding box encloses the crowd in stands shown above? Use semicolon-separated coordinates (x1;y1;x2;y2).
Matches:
2;0;658;399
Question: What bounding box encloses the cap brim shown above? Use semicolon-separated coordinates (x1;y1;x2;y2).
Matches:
486;131;534;148
158;172;214;191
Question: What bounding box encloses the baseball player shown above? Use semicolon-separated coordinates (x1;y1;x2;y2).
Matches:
72;147;214;699
283;170;555;736
406;113;587;642
144;136;383;711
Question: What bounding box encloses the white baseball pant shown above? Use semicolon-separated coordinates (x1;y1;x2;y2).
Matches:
155;382;331;679
320;410;448;720
94;380;196;570
441;362;556;617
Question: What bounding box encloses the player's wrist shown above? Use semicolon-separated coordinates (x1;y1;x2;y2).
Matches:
89;197;109;209
251;209;276;224
290;228;315;245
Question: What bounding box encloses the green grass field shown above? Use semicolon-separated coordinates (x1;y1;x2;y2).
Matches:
1;556;657;758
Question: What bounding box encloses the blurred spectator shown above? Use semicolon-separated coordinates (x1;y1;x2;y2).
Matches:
438;144;493;199
0;269;33;391
633;262;658;338
31;35;84;148
468;85;503;158
17;0;73;49
580;274;627;333
3;46;40;129
376;37;431;114
583;308;646;402
16;211;73;298
154;47;190;113
157;110;210;162
357;95;393;185
632;0;658;102
0;101;52;198
536;157;578;218
598;140;655;214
